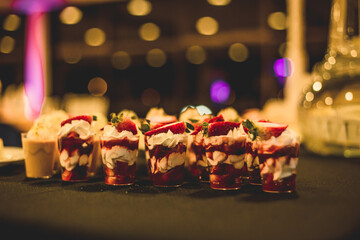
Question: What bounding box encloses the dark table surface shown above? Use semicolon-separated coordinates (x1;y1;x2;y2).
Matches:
0;149;359;240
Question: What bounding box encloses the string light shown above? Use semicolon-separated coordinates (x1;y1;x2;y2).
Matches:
228;43;248;62
139;22;160;41
3;14;21;31
84;28;106;46
196;17;218;36
186;45;206;64
59;6;82;25
146;48;166;67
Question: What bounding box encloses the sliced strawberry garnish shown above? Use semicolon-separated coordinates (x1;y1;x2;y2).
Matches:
115;117;138;135
257;122;288;138
208;114;224;123
208;121;240;137
145;122;186;137
61;115;93;127
190;126;203;136
149;115;177;129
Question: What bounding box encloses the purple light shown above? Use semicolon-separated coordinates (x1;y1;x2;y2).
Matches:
210;80;231;104
273;58;293;78
11;0;65;14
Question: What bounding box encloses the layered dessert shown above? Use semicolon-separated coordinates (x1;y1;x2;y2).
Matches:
101;113;139;185
143;122;187;187
22;110;68;178
204;121;246;190
244;139;261;185
243;120;299;193
57;115;96;182
187;115;224;181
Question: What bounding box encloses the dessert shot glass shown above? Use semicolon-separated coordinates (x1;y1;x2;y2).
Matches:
101;135;139;186
21;133;57;179
58;134;94;182
144;122;187;187
258;131;300;193
204;122;246;190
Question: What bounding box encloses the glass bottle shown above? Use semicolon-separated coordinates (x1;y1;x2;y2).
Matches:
299;0;360;157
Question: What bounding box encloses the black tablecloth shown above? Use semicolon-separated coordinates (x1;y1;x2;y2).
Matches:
0;150;359;240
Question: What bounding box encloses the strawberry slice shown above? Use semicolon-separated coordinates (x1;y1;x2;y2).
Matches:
145;122;186;137
208;121;240;137
61;115;93;127
148;115;177;129
256;122;288;138
115;117;138;135
208;114;224;123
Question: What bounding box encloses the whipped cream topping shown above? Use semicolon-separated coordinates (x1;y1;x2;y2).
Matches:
149;152;185;173
206;151;245;169
187;134;207;166
58;120;94;139
101;125;139;141
27;110;68;140
102;145;137;169
260;156;298;181
146;130;187;150
204;127;246;146
245;153;259;171
258;129;299;154
59;149;89;171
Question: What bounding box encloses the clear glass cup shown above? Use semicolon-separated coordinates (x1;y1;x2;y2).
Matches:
58;134;94;182
205;135;246;190
21;133;56;179
145;137;186;187
100;136;139;185
258;138;300;193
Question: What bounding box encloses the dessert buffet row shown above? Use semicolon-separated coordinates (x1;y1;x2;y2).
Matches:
19;107;300;193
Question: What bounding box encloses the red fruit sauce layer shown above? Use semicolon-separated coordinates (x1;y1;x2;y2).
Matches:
147;143;186;161
262;174;296;193
189;163;209;182
62;166;89;182
58;135;93;182
205;140;246;156
257;144;299;164
151;165;184;187
145;143;186;186
258;144;299;193
104;161;136;185
59;135;94;157
101;138;139;150
245;141;261;185
209;163;242;190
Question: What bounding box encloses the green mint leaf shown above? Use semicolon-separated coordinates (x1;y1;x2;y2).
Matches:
188;118;199;123
92;115;97;121
186;122;195;130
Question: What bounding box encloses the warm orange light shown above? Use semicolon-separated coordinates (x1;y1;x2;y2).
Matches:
88;77;107;96
196;17;218;35
84;28;106;47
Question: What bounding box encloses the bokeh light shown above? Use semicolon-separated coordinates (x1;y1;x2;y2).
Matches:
84;28;106;47
3;14;21;31
127;0;152;16
141;88;160;106
0;36;15;54
273;58;293;77
139;22;160;41
186;45;206;64
62;47;82;64
111;51;131;70
312;81;322;92
228;43;248;62
146;48;166;67
267;12;287;30
305;92;314;102
196;17;219;36
196;105;212;115
345;92;353;101
88;77;107;96
59;6;82;25
207;0;231;6
325;96;333;105
210;80;231;104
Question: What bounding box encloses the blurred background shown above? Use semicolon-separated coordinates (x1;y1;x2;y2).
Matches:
0;0;331;137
